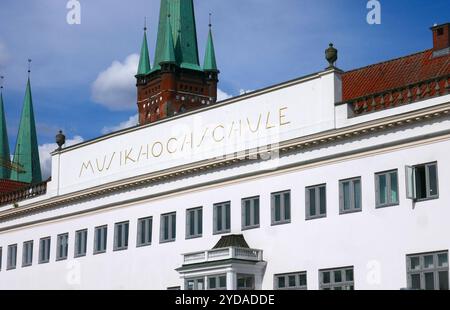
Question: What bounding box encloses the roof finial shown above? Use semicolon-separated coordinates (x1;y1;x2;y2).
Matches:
144;16;147;32
0;75;4;92
27;59;32;78
209;13;212;28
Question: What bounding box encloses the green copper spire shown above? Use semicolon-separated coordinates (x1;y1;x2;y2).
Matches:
159;16;177;65
153;0;201;71
0;84;11;180
203;25;218;72
137;26;151;75
10;77;42;184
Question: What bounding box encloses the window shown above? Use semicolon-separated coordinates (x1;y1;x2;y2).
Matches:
137;217;152;247
339;178;362;214
275;272;307;290
320;267;354;290
7;244;17;270
56;233;69;261
242;196;260;230
160;212;176;243
186;277;205;290
39;237;51;264
75;229;87;257
237;274;255;290
186;208;203;239
114;221;129;251
375;170;399;208
94;226;108;254
271;190;291;225
22;241;33;267
213;202;231;235
407;251;448;290
208;274;227;290
306;185;327;220
406;163;439;201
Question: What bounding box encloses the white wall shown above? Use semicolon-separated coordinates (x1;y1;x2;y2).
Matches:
0;130;448;290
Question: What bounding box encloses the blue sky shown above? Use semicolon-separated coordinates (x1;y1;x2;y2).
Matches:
0;0;449;176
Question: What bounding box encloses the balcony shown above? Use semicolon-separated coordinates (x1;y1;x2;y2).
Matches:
183;247;264;265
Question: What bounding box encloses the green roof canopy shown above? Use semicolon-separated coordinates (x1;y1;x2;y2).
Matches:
137;30;151;75
0;91;11;179
203;28;218;72
153;0;201;72
10;78;42;184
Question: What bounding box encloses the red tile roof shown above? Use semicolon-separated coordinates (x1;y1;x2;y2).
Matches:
342;49;450;101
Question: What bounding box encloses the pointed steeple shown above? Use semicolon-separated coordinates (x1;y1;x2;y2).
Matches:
203;17;218;72
0;76;11;179
159;16;177;65
11;70;42;184
153;0;201;71
137;21;151;76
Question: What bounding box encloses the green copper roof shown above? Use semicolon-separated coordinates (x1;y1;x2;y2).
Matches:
0;92;11;179
153;0;201;71
10;78;42;184
203;28;218;72
159;17;177;65
137;30;151;75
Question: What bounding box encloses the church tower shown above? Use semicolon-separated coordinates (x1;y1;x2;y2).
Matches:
136;0;219;125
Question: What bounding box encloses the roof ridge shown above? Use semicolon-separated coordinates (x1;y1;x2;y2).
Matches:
343;49;433;75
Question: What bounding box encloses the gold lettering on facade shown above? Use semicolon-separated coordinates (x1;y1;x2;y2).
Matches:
247;114;262;133
196;127;209;148
265;112;275;129
96;156;107;172
79;161;94;177
124;148;136;164
279;107;291;126
151;142;164;157
213;125;225;142
167;138;178;154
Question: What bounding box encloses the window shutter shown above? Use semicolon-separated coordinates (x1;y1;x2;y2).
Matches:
241;200;245;228
270;195;275;224
213;206;218;233
405;166;416;200
375;174;380;206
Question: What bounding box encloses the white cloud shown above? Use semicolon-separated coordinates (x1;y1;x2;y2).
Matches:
39;135;84;180
101;114;138;135
0;41;9;66
239;89;254;95
217;89;233;101
91;54;139;111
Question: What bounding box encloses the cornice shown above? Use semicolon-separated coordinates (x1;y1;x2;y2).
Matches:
1;101;449;222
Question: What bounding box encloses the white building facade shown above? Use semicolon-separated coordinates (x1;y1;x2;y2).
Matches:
0;21;450;290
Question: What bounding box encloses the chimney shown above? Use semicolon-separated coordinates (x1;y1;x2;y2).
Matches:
431;23;450;57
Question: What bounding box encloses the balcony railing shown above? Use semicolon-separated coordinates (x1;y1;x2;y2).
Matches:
183;247;263;265
0;181;48;206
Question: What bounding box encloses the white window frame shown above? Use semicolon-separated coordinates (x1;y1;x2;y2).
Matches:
186;207;203;239
242;196;260;230
207;274;227;290
186;277;206;290
339;177;362;214
271;190;291;225
160;212;176;243
305;184;327;220
22;240;33;267
213;202;231;235
375;170;399;208
39;237;51;264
